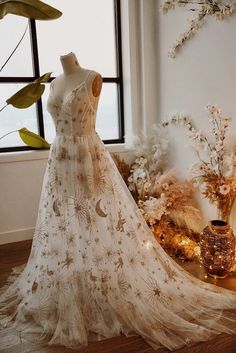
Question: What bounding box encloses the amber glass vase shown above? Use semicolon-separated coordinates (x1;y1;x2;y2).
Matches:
200;220;236;278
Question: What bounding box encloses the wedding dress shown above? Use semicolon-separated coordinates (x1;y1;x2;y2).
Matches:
1;70;236;351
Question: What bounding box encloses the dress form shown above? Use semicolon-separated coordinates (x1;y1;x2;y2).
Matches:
52;52;102;99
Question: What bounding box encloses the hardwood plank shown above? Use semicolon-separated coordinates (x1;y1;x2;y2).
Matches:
0;240;32;288
1;240;236;353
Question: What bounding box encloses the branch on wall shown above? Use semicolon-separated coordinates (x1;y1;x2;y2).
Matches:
160;0;236;58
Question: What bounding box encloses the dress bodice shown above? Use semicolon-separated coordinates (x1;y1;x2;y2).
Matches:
47;71;100;137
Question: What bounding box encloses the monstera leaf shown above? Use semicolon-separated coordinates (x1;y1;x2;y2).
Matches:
0;0;62;20
19;127;50;148
6;72;52;108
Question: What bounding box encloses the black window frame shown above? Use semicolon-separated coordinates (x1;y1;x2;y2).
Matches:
0;0;124;153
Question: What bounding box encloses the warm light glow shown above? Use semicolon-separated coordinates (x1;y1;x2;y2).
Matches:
145;241;153;250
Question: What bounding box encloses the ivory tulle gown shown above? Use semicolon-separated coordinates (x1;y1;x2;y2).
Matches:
1;70;236;351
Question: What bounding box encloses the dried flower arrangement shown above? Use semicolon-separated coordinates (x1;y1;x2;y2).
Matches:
162;104;236;221
160;0;236;58
113;126;202;261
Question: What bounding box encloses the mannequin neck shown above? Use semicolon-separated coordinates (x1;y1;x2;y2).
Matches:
60;52;82;75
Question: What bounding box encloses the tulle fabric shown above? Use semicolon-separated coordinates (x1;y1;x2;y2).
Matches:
1;72;236;351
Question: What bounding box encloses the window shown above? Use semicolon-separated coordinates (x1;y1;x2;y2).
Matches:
0;0;124;152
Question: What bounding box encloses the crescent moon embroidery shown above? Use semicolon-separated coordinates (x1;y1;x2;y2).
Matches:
95;199;107;218
53;199;60;216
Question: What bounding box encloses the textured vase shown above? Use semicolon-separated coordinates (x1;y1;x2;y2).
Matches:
200;220;236;278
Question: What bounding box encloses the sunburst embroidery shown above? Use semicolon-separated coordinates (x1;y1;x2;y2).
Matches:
67;195;90;224
145;277;162;304
114;256;124;271
62;251;74;268
103;247;114;263
127;252;138;267
118;271;130;295
87;169;107;195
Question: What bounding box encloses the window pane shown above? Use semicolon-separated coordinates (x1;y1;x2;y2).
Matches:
0;84;38;148
96;83;119;140
36;0;117;77
41;83;119;142
0;18;33;77
42;84;56;143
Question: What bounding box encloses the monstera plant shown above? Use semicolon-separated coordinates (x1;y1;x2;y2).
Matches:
0;0;62;148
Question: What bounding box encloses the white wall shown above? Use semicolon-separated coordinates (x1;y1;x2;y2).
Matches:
156;2;236;220
0;153;47;244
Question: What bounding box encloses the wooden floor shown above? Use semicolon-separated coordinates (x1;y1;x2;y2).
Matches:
1;240;236;353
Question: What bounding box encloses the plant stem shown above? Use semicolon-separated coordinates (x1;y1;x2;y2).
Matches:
0;104;8;113
0;22;29;73
0;130;18;140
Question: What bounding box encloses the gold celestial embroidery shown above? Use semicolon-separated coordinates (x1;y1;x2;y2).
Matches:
87;169;107;195
126;229;136;239
127;252;138;267
68;235;75;244
93;255;103;266
162;262;178;281
68;195;90;224
32;281;38;293
82;252;88;263
135;289;142;299
89;272;98;282
57;219;67;232
126;301;137;318
34;222;49;246
52;199;61;216
77;173;86;184
118;272;130;295
103;247;114;262
95;199;107;217
145;277;162;304
116;210;126;232
61;251;74;268
47;269;54;276
51;247;59;256
115;256;124;270
57;146;68;161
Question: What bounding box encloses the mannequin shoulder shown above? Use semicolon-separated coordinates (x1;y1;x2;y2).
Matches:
88;71;103;98
49;74;65;97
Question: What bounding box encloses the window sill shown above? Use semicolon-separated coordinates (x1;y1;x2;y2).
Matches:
0;149;50;163
0;143;132;164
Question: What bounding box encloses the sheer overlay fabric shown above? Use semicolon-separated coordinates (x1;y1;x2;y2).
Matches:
1;71;236;351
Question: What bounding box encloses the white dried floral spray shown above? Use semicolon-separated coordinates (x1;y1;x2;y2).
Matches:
160;0;236;58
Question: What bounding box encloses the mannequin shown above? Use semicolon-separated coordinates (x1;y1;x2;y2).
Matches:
52;52;102;99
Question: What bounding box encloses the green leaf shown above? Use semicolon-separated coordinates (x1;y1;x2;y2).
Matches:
0;0;62;20
19;128;50;148
35;72;52;83
7;83;45;108
6;72;52;108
